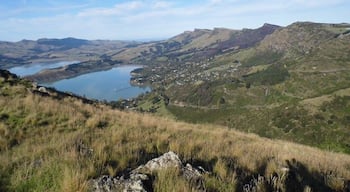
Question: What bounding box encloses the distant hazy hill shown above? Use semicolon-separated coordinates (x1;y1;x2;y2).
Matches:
109;23;280;63
170;23;280;50
36;37;89;51
0;37;139;69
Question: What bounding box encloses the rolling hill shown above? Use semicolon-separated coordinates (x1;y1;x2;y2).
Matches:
0;38;139;69
1;69;350;191
119;22;350;154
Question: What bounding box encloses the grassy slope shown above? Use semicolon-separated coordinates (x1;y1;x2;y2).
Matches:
1;73;350;191
164;23;350;153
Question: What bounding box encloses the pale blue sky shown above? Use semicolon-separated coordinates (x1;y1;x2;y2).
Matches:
0;0;349;41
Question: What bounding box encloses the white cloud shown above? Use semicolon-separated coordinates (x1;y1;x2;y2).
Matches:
208;0;241;5
115;1;144;10
78;1;145;17
209;0;224;4
289;0;345;7
0;0;349;41
0;3;89;19
152;1;173;9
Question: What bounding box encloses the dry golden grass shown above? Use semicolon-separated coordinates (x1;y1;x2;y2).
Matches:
1;78;350;191
154;168;194;192
182;28;234;50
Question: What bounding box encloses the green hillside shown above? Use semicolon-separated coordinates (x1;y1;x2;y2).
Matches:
127;22;350;153
1;70;350;191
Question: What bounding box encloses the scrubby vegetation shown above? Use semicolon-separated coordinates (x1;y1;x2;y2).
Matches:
242;51;283;67
243;64;290;86
1;72;350;191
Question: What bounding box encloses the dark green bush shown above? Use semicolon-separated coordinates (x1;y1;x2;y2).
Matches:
244;65;290;85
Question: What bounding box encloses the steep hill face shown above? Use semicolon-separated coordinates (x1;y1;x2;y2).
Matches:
169;23;280;51
1;70;350;191
170;28;214;44
254;22;350;58
218;23;281;50
110;24;280;63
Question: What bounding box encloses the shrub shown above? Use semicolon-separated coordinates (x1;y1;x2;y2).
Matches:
244;64;290;85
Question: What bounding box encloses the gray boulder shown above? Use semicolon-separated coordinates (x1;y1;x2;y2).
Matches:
89;173;150;192
133;151;182;173
89;151;206;192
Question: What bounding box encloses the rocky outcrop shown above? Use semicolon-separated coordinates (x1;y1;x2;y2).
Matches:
89;151;206;192
133;151;182;173
90;174;151;192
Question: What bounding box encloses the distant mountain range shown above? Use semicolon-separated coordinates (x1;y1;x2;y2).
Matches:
0;23;282;69
0;37;139;69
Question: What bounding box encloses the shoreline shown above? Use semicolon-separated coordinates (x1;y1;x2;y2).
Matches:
25;60;123;83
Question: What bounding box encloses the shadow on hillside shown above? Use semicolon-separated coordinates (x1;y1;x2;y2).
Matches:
185;157;218;173
0;171;10;192
234;158;333;192
284;158;332;192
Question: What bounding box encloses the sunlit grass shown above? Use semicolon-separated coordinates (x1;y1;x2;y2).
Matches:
1;76;350;191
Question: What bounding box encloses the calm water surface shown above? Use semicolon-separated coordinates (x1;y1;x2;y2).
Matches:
43;66;150;101
9;61;78;76
9;62;150;101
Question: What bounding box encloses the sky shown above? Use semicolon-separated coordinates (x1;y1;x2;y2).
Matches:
0;0;349;42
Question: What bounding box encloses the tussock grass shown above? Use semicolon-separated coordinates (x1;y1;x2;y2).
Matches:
1;78;350;191
154;168;193;192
